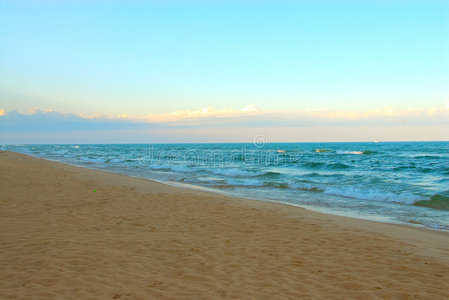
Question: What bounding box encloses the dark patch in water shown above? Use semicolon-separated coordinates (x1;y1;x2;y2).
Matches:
298;186;323;193
414;155;441;159
328;163;349;169
304;161;325;168
440;168;449;175
303;162;349;170
362;151;378;155
417;168;433;173
408;220;423;225
393;165;417;171
414;194;449;211
265;182;289;189
256;171;281;177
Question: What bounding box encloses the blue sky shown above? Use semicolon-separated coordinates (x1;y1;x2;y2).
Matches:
1;1;448;143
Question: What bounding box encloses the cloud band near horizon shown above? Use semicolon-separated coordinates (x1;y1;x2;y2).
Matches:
1;105;449;143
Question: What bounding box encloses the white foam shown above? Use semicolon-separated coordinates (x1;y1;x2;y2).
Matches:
52;149;69;155
170;165;196;173
226;178;264;186
336;150;364;155
323;186;421;204
289;182;323;192
209;168;265;177
80;157;105;163
109;158;124;163
149;163;195;173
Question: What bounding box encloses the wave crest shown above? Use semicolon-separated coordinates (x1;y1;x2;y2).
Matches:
414;193;449;211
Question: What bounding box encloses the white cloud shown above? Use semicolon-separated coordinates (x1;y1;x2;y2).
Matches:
136;104;261;123
133;105;449;125
2;105;449;131
1;105;449;143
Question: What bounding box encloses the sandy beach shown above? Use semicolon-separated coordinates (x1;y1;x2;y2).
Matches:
0;151;448;299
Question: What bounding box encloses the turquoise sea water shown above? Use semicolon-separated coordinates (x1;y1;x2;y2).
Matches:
3;142;449;231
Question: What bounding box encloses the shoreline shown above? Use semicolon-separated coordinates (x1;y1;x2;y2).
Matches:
1;151;448;298
7;150;449;233
5;151;449;258
7;150;447;233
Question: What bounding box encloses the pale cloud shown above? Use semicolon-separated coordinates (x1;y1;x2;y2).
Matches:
1;105;449;139
57;105;446;126
133;105;449;125
3;105;449;126
1;105;449;143
28;107;43;114
138;104;261;123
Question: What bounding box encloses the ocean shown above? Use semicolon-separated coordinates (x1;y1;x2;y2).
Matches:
3;141;449;231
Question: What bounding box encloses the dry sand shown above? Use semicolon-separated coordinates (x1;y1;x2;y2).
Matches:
0;151;448;299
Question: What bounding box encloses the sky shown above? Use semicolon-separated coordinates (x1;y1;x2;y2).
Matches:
1;0;449;143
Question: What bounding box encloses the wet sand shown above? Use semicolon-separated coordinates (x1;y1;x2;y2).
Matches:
0;151;448;299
